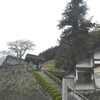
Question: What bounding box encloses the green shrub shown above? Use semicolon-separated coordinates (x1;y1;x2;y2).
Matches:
48;86;55;93
41;81;46;87
50;90;59;97
55;96;62;100
46;85;52;92
52;93;61;100
33;72;62;100
45;85;50;90
43;83;50;89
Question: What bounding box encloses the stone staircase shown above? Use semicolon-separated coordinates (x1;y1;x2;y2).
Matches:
38;70;88;100
38;71;62;94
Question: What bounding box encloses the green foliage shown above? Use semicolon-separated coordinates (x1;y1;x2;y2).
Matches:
48;87;56;94
42;60;55;71
55;96;62;100
52;93;61;100
33;72;62;100
58;0;94;31
90;25;100;48
39;46;58;62
55;44;75;71
48;70;63;80
50;90;59;97
45;85;51;91
56;0;95;71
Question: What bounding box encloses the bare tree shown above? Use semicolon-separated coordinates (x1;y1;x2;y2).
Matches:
7;39;35;60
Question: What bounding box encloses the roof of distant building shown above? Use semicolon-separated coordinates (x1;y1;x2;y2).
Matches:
25;54;45;63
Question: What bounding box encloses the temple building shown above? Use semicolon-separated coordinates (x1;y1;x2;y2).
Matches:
25;54;45;70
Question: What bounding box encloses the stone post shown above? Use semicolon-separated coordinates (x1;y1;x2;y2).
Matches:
62;77;68;100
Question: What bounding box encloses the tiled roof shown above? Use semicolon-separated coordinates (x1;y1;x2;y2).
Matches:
25;54;45;61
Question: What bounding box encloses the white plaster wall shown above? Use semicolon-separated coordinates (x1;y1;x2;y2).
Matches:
38;62;42;69
75;69;78;80
90;55;94;67
65;78;74;88
91;73;94;80
75;68;95;90
94;61;100;64
94;50;100;59
62;77;75;100
76;57;92;68
94;67;100;88
95;79;100;88
75;84;95;90
94;67;100;73
62;78;68;100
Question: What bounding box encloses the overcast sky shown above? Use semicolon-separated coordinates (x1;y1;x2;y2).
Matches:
0;0;100;55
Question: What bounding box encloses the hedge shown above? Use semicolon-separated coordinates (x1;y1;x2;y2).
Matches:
55;96;62;100
50;90;59;97
52;93;61;100
33;72;62;100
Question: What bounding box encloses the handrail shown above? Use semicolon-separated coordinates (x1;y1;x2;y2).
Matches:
43;70;89;100
43;70;62;85
67;86;89;100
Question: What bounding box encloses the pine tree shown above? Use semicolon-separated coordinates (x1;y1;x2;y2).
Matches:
55;0;95;71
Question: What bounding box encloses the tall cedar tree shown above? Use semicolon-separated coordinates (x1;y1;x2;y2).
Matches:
55;0;95;71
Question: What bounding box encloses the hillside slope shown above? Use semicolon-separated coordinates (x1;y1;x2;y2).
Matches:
0;63;51;100
42;60;55;71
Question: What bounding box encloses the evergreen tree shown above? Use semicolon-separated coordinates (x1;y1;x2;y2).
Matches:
55;0;95;71
90;24;100;48
39;46;58;62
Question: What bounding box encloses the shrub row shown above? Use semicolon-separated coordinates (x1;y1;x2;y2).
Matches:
43;70;62;86
33;72;62;100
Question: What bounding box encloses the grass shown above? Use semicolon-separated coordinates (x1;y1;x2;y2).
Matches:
42;60;64;80
42;60;55;71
